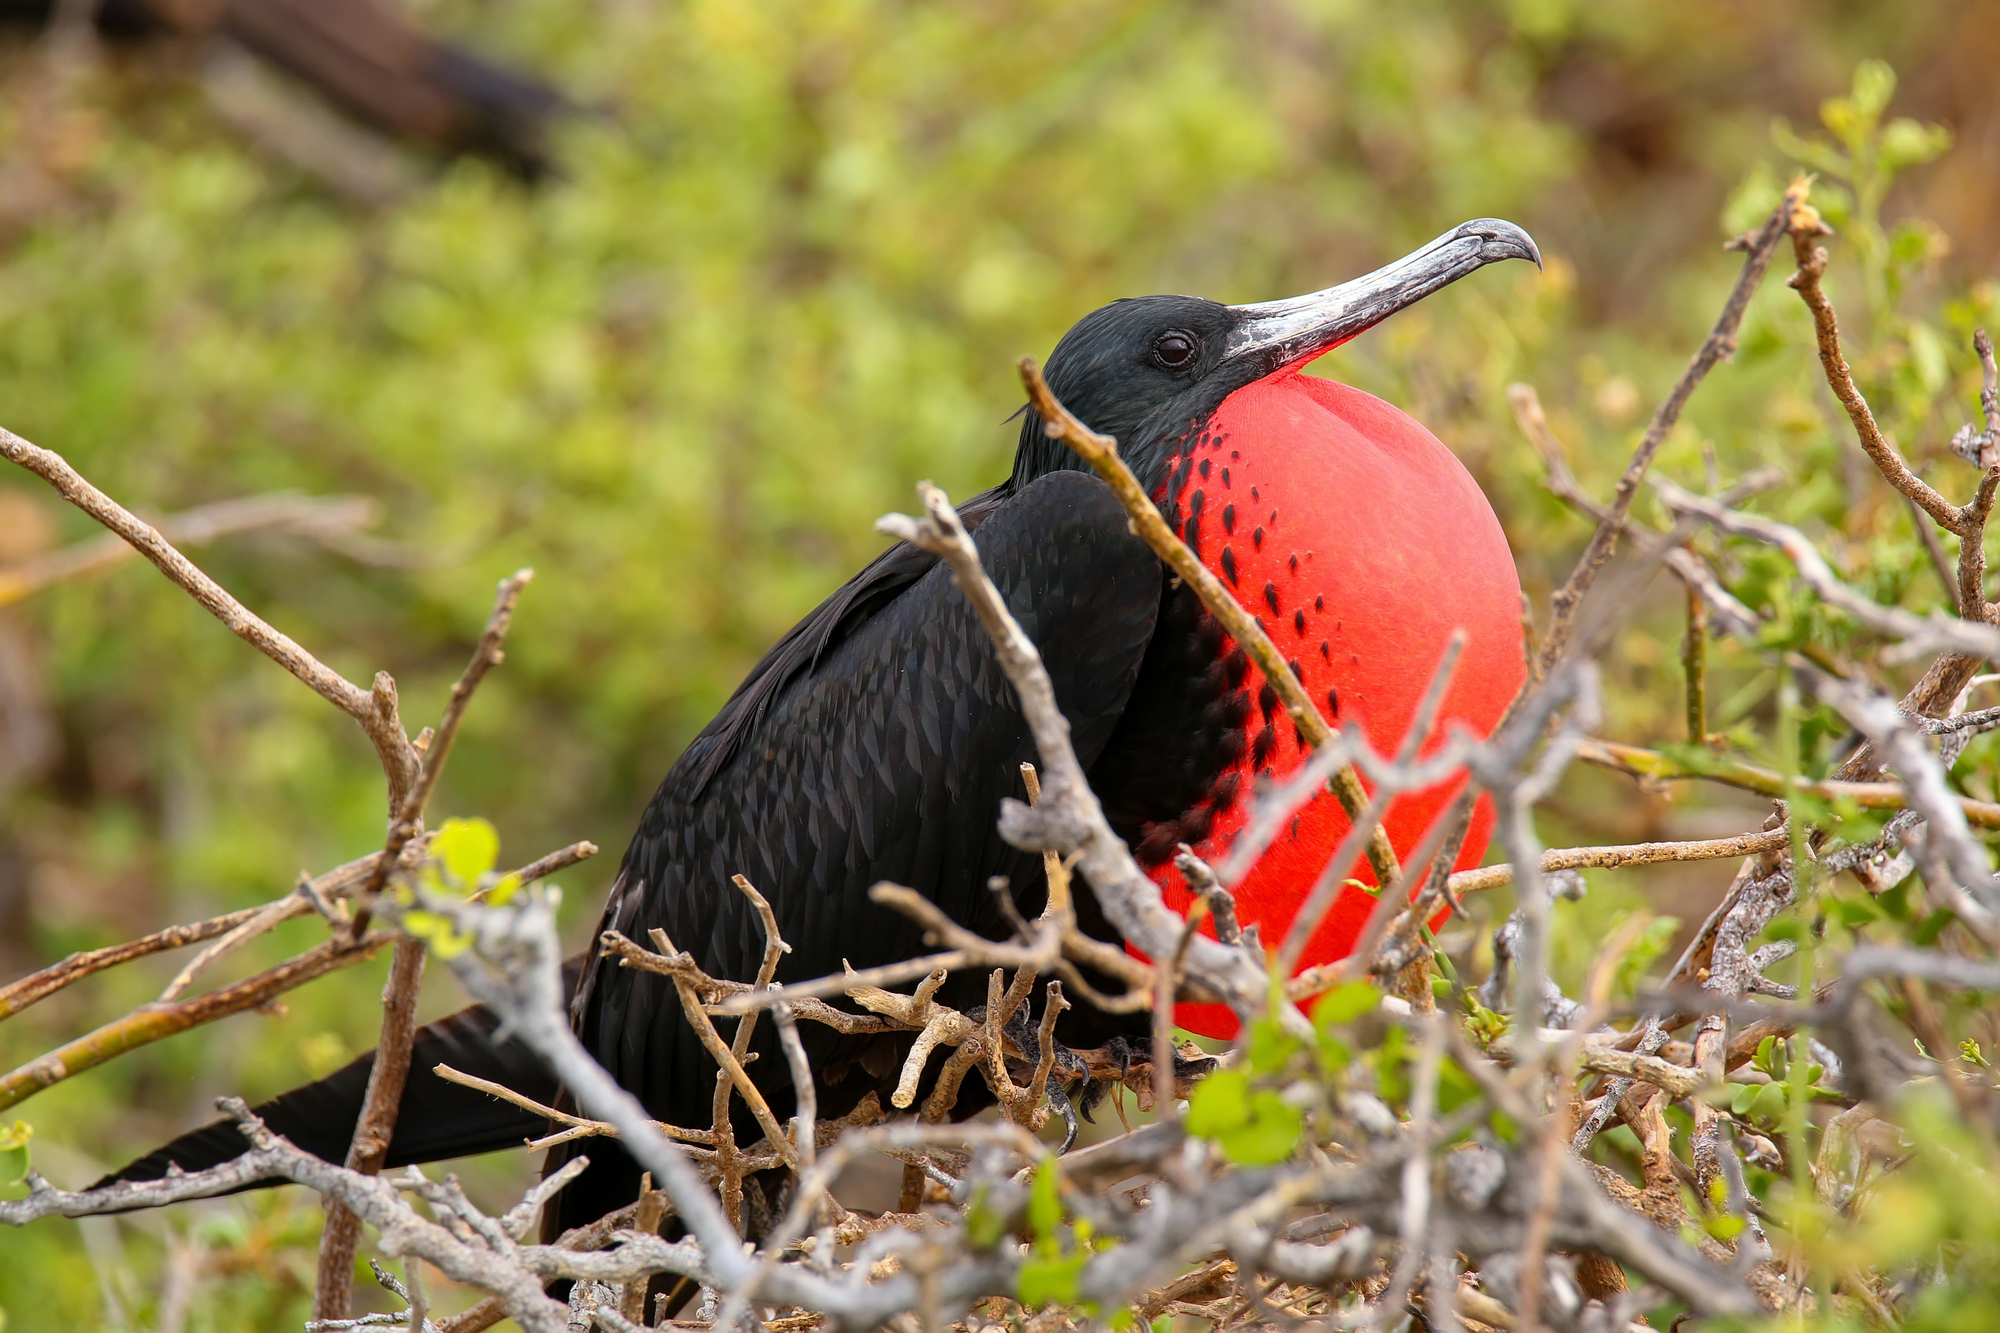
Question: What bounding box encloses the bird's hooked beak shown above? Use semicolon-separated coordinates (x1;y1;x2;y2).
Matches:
1223;219;1541;374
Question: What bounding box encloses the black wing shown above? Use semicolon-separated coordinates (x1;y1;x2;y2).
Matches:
551;469;1161;1232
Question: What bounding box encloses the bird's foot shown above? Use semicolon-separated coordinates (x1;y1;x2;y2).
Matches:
1044;1079;1082;1154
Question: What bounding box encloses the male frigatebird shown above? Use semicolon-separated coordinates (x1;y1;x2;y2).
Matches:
105;218;1538;1240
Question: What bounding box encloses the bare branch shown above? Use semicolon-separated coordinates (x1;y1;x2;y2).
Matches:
489;840;599;897
3;1099;569;1331
0;843;422;1027
323;569;535;1320
1537;183;1801;666
0;931;394;1114
1788;212;1964;534
1575;735;2000;827
1443;829;1793;894
1654;476;2000;661
0;424;424;803
0;491;384;609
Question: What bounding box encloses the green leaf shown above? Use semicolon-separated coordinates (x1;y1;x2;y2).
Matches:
1027;1157;1063;1252
1829;896;1878;929
1915;908;1957;946
404;909;471;960
1313;982;1380;1027
1705;1212;1747;1242
1372;1025;1411;1106
1016;1253;1087;1308
1318;1033;1352;1071
486;872;523;906
1215;1093;1303;1166
1185;1068;1253;1138
433;817;500;886
0;1121;31;1185
964;1183;1008;1250
1436;1059;1480;1116
1731;1084;1760;1116
1877;880;1915;923
1771;116;1850;179
1749;1083;1790;1125
1459;992;1507;1047
1245;1017;1300;1075
1850;59;1897;123
1185;1070;1301;1164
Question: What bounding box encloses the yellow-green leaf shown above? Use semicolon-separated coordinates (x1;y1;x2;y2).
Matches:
1185;1068;1252;1139
0;1121;32;1185
1313;982;1379;1028
1215;1092;1302;1166
1016;1253;1087;1308
1028;1157;1063;1252
433;817;500;886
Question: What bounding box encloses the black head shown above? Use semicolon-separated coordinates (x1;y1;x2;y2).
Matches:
1011;218;1540;492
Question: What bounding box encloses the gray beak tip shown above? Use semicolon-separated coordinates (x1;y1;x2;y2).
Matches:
1222;215;1545;369
1457;218;1542;272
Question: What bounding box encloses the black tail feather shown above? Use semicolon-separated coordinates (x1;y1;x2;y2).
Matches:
94;958;585;1194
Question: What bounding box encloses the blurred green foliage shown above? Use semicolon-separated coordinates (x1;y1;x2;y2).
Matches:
1;0;1999;1327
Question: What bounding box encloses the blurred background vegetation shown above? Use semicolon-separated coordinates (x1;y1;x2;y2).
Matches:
1;0;1998;1327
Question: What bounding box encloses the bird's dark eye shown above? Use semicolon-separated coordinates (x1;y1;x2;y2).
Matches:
1153;331;1198;369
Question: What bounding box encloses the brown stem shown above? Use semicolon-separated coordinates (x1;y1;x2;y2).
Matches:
317;571;533;1319
1788;222;1963;535
649;927;799;1171
314;935;429;1322
478;840;599;900
0;905;267;1021
1684;575;1709;744
1439;827;1793;895
1789;228;2000;781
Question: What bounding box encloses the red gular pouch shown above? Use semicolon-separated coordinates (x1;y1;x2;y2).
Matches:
1136;370;1524;1038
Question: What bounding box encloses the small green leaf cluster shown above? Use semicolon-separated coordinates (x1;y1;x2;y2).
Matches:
1182;993;1345;1168
1720;1037;1838;1130
1822;879;1955;949
1772;61;1951;315
0;1122;32;1187
400;817;521;959
1009;1159;1136;1326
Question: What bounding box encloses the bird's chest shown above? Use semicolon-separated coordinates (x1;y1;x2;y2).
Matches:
1091;372;1523;1031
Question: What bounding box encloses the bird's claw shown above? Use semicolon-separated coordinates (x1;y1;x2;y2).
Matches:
1046;1079;1081;1154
